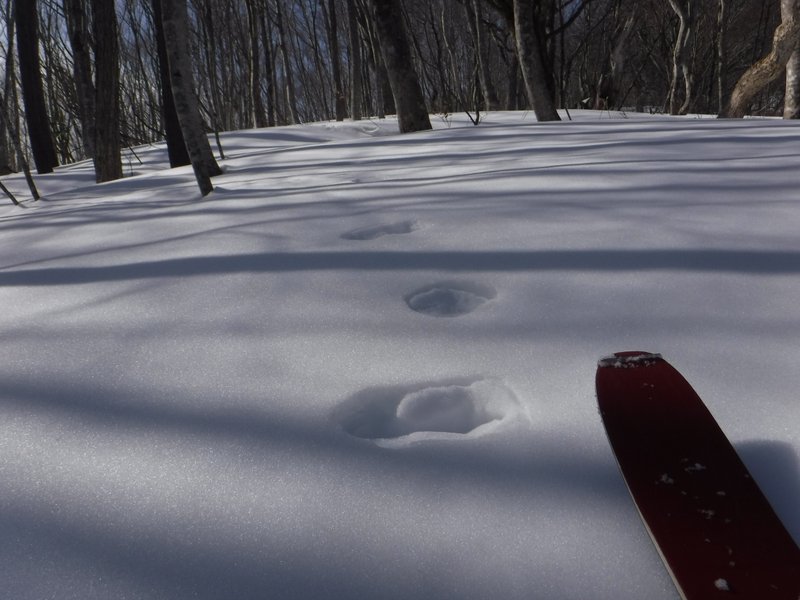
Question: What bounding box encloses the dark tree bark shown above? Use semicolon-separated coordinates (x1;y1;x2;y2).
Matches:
245;0;268;128
327;0;347;121
467;0;500;111
151;0;190;168
159;0;222;196
258;5;278;127
368;0;431;133
595;2;636;111
716;0;729;115
0;7;38;199
64;0;96;159
15;0;58;174
91;0;123;183
0;6;16;175
275;0;300;124
196;1;227;136
347;0;363;120
512;0;560;121
0;84;39;200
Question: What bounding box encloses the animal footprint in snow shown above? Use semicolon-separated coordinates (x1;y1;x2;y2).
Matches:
340;219;419;240
335;379;527;447
405;281;496;317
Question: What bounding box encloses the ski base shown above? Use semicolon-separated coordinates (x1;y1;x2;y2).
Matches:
596;351;800;599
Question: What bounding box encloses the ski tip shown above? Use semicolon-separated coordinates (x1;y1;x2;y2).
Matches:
597;351;663;369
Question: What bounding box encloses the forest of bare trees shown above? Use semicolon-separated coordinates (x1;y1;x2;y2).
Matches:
0;0;798;194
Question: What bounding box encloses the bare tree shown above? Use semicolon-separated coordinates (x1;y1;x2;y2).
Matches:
467;0;500;111
245;0;269;128
327;0;347;121
258;2;278;127
782;0;800;118
716;0;728;115
274;0;300;124
91;0;123;182
151;0;190;167
0;7;39;201
513;0;560;121
666;0;694;114
158;0;222;196
368;0;432;132
15;0;59;174
721;2;800;118
64;0;96;159
4;0;798;174
0;0;16;174
594;1;637;110
347;0;363;120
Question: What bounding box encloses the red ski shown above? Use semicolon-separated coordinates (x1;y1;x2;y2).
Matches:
596;351;800;599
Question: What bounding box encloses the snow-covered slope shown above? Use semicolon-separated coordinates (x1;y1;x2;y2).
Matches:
0;111;798;599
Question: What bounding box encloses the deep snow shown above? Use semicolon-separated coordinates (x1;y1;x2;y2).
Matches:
0;111;798;599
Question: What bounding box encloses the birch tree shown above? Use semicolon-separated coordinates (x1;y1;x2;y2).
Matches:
667;0;694;115
159;0;222;196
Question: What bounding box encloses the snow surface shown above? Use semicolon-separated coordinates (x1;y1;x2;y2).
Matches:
1;110;799;599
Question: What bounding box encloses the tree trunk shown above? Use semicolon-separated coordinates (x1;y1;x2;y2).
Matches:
368;0;431;133
15;0;59;174
275;0;300;124
467;0;500;111
0;7;16;175
721;9;800;118
245;0;268;128
258;5;277;127
158;0;222;196
512;0;560;121
716;0;728;115
347;0;363;120
0;86;40;200
667;0;694;115
595;3;636;111
197;2;227;134
0;7;37;198
327;0;347;121
782;0;800;118
151;0;190;168
91;0;123;183
64;0;96;160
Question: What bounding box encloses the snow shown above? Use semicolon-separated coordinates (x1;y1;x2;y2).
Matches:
714;577;731;591
0;110;799;599
404;280;497;317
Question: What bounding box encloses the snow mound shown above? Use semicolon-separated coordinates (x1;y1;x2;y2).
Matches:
404;281;496;317
335;378;525;447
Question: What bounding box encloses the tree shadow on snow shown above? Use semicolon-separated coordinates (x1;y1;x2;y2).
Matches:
0;375;616;600
1;248;799;287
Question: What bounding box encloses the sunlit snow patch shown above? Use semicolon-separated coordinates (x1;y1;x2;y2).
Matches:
405;281;496;317
335;378;526;448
